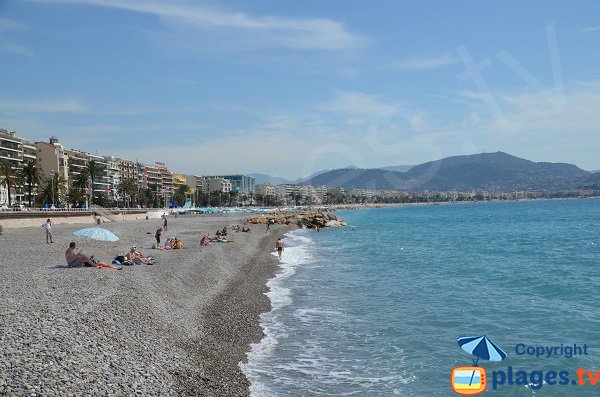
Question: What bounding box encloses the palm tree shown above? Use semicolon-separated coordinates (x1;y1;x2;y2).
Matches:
21;161;43;208
117;178;137;207
85;160;104;205
37;173;67;207
0;161;17;207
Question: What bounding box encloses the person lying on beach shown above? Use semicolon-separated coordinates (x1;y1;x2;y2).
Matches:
131;246;152;260
96;261;123;270
65;242;96;267
126;247;152;265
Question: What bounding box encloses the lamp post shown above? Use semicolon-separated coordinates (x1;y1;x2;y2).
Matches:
50;171;55;207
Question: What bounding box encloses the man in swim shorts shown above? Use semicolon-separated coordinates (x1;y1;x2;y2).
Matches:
65;242;95;267
276;237;284;260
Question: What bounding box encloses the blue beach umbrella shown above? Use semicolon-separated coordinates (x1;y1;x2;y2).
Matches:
73;227;119;242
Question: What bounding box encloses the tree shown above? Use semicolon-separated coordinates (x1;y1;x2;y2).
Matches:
38;173;67;206
85;160;104;205
66;186;86;208
21;161;43;208
117;178;138;207
0;161;17;207
172;185;189;208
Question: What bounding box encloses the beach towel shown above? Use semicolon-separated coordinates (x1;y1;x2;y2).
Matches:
112;260;143;267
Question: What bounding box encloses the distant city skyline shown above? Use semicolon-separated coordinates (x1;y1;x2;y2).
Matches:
1;1;599;179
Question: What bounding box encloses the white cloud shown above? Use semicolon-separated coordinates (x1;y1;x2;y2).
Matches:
33;0;367;50
320;92;400;118
394;54;459;70
0;38;34;58
0;18;33;58
580;26;600;33
0;98;86;113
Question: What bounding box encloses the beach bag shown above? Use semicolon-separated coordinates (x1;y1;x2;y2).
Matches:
115;255;126;263
152;243;157;249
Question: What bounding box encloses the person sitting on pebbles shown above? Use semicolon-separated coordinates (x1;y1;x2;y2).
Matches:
65;242;122;270
65;241;95;267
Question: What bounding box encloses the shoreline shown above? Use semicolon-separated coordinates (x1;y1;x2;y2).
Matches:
174;224;291;396
0;215;292;396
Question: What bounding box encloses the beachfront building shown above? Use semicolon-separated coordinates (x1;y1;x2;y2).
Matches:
218;174;255;195
188;175;205;195
116;158;140;185
156;162;173;204
0;129;39;204
256;183;276;197
207;178;232;193
35;136;69;182
64;149;111;200
349;189;376;201
103;156;121;203
140;163;163;206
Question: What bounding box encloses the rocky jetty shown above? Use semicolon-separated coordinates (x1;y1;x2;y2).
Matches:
245;211;347;229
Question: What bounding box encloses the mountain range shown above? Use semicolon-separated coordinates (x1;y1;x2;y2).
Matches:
253;152;597;192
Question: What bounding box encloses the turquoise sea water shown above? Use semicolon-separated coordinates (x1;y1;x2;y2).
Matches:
242;199;600;396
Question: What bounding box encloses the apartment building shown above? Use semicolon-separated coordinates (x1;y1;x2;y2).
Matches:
35;136;69;182
0;129;38;204
256;183;276;197
207;178;232;193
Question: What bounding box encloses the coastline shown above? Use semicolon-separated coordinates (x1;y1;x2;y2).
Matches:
0;215;291;396
174;223;291;396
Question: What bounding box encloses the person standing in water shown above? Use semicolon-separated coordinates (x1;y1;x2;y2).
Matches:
276;237;284;260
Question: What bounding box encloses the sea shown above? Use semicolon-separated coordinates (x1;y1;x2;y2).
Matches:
242;199;600;396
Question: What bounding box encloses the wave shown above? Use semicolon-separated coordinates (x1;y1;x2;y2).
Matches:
242;229;316;396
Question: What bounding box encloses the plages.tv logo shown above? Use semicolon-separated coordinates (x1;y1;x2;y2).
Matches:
451;335;507;395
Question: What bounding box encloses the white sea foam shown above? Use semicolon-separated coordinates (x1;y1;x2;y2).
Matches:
242;230;315;396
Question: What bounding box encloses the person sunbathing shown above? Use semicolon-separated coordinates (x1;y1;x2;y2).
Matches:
65;242;96;267
126;247;151;265
200;235;210;246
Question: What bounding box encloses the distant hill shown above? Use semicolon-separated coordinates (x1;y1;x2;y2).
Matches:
249;173;293;185
301;152;591;191
380;165;414;173
250;169;332;185
581;171;600;187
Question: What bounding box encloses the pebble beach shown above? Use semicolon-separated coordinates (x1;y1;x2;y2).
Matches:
0;214;287;396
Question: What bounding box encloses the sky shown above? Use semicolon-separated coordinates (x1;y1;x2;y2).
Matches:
0;0;599;178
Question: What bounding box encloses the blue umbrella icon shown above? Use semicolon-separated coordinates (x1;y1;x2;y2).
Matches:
458;335;507;386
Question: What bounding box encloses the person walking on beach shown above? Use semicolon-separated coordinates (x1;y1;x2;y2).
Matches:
155;227;162;245
265;219;273;233
42;218;53;243
276;237;284;260
162;214;168;231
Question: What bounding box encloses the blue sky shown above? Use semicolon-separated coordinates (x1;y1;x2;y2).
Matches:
1;0;599;178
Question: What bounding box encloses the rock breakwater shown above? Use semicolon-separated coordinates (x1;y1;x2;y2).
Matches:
245;211;347;229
